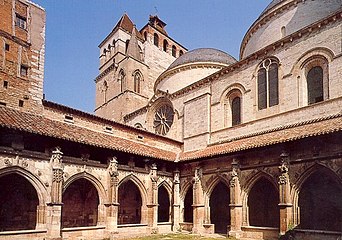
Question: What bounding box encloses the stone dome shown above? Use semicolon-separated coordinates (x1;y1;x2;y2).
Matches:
155;48;236;94
240;0;342;59
168;48;237;70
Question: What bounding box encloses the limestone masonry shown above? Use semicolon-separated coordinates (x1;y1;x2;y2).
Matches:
0;0;341;240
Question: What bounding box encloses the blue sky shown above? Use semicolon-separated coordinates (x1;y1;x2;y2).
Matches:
33;0;271;113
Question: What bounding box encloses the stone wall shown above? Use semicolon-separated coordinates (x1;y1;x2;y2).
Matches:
0;0;45;112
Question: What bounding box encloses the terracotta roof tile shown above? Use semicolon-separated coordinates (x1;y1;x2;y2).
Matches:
0;106;176;161
1;106;341;163
179;114;342;161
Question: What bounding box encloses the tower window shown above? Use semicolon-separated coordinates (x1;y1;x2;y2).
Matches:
3;81;8;88
172;45;177;57
19;100;24;107
133;71;142;94
153;33;159;47
125;40;130;54
179;50;184;56
307;66;324;104
143;32;147;41
20;65;28;77
15;14;27;29
5;43;9;51
257;58;279;110
163;39;168;52
119;69;125;92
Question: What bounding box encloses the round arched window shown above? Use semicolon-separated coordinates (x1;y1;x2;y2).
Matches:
153;105;174;135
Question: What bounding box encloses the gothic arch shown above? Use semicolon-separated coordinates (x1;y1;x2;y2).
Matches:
205;174;230;199
0;166;48;205
180;180;193;201
242;170;278;194
292;163;342;209
158;180;172;197
118;174;148;205
241;171;279;227
63;172;106;205
292;164;342;231
158;181;172;222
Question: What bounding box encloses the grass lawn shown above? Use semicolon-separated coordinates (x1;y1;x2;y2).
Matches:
112;233;237;240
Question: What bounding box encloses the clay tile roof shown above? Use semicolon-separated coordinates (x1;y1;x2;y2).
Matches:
0;106;176;161
179;114;342;161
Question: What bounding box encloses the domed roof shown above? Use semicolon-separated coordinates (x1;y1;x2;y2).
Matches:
240;0;342;59
168;48;237;70
260;0;283;15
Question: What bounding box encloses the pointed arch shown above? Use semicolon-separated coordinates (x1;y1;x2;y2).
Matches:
132;69;143;94
0;166;48;205
158;181;172;222
63;172;107;205
118;174;147;224
0;171;40;231
158;180;172;196
206;177;231;233
118;174;148;205
294;164;342;231
246;174;279;228
62;178;100;227
205;175;230;198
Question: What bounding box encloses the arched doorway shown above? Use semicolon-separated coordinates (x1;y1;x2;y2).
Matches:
248;177;279;227
62;178;99;228
299;170;342;231
0;173;39;231
158;185;170;222
118;180;142;224
210;181;230;233
183;186;193;223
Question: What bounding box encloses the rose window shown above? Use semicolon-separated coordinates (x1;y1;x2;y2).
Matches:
153;105;174;135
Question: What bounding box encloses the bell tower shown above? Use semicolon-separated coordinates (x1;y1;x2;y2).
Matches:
94;14;187;122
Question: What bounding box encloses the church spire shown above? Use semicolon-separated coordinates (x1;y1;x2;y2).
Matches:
126;25;141;60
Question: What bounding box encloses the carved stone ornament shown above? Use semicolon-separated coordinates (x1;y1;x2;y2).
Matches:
108;156;119;178
278;174;288;185
278;152;289;185
230;178;236;188
53;169;64;183
174;170;180;184
4;158;13;166
51;147;63;167
150;163;158;183
193;167;202;184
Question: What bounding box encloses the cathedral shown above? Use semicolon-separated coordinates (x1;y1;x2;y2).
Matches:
0;0;342;240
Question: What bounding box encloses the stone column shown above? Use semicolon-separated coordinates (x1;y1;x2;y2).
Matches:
147;163;158;233
173;169;181;231
106;157;120;238
47;147;63;240
229;159;243;238
192;167;205;234
278;152;292;235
